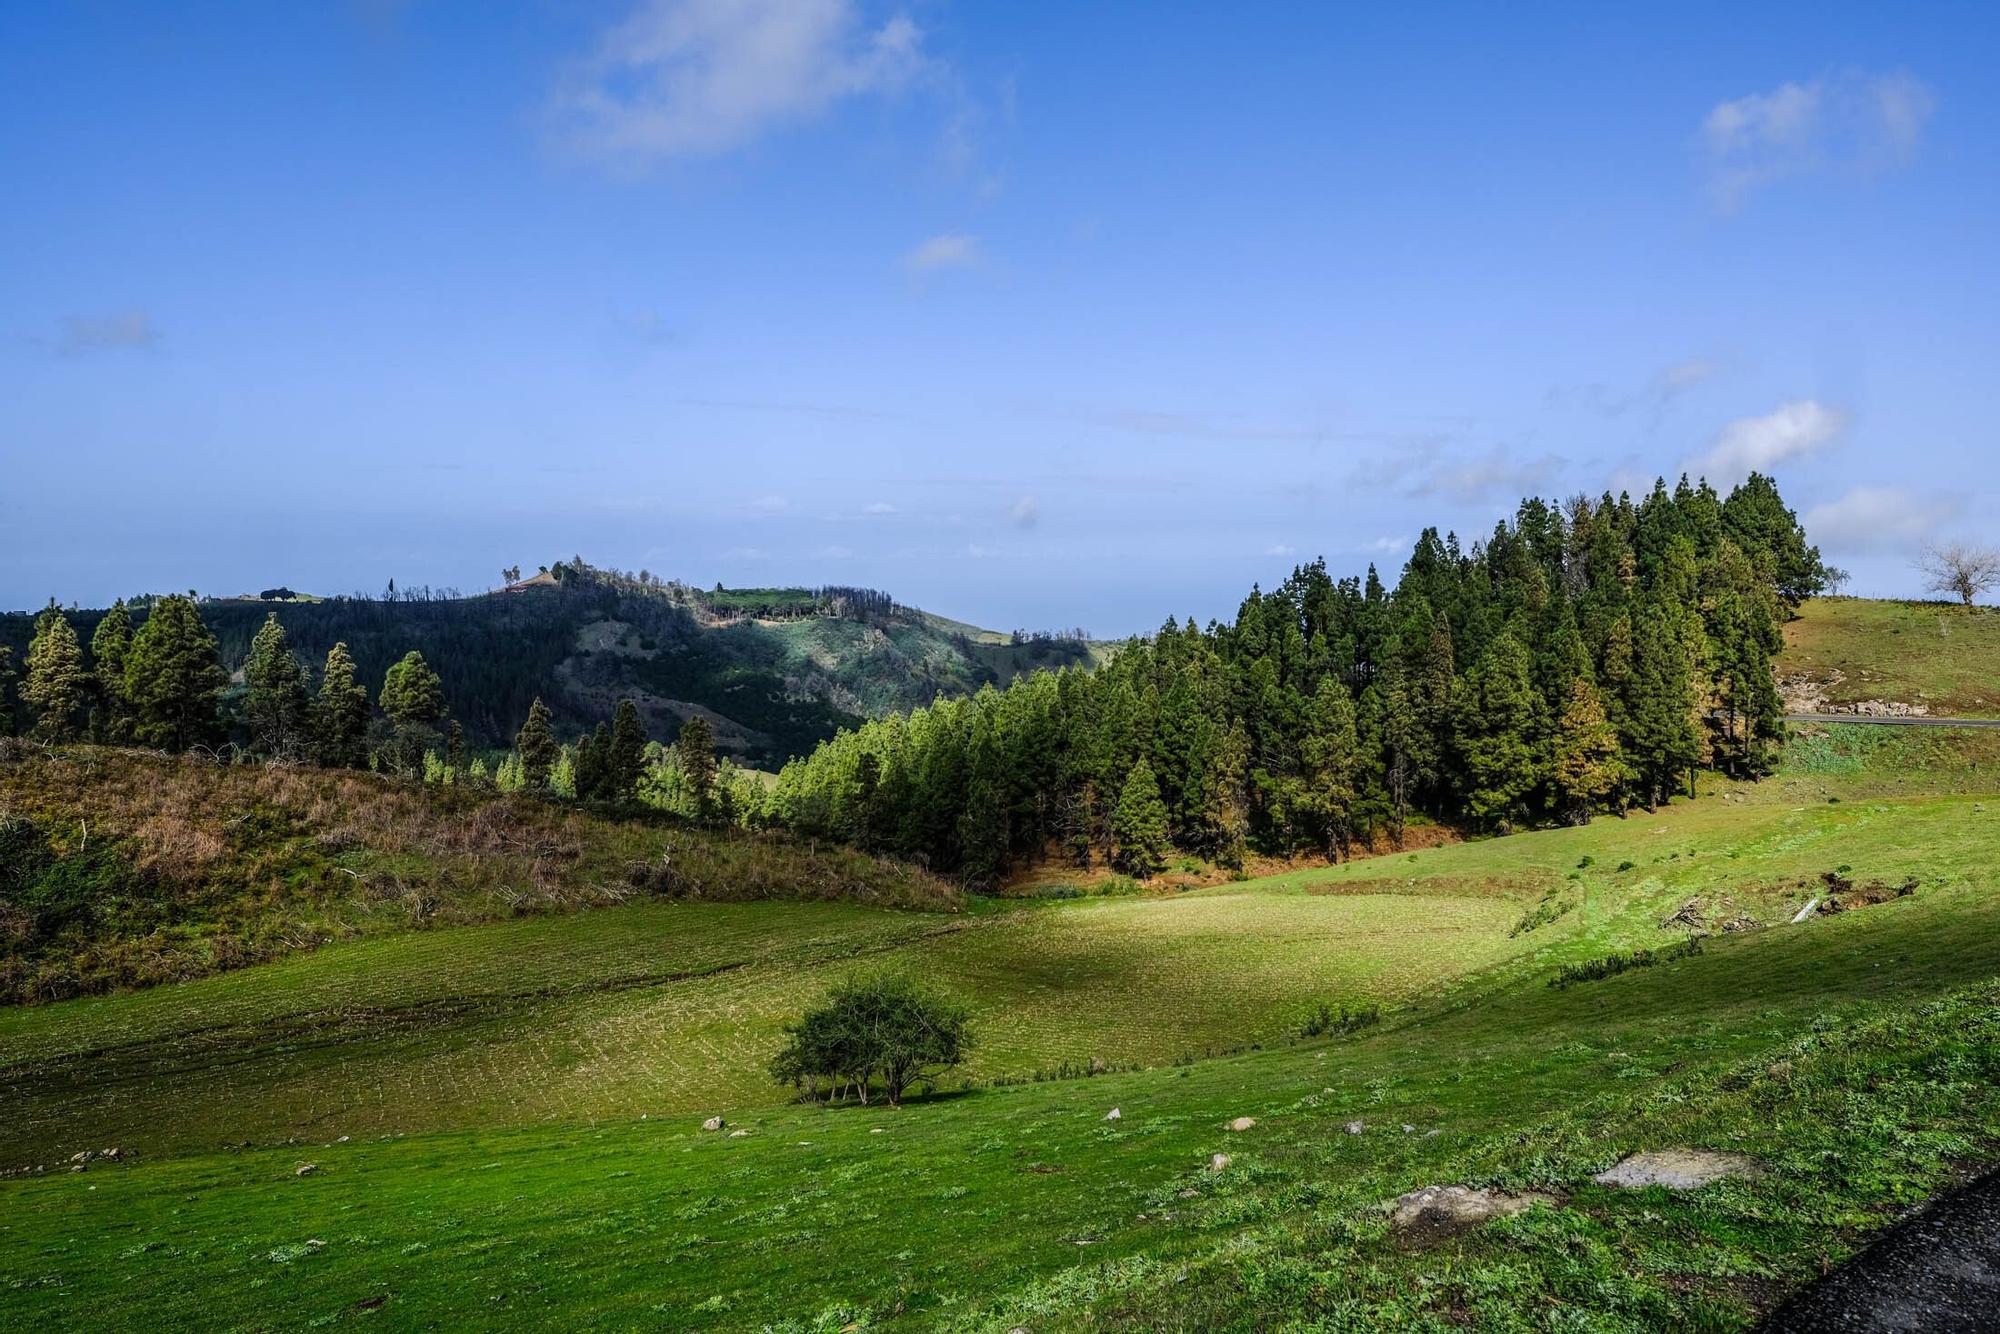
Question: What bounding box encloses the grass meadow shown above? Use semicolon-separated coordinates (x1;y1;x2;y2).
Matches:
1;724;1998;1328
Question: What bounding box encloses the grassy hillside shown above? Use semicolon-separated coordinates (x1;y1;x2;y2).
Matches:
3;726;1999;1328
1779;596;2000;716
0;576;1094;766
0;744;957;1004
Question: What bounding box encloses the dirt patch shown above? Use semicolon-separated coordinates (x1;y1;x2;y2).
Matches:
1593;1148;1763;1190
1815;871;1919;914
1388;1184;1559;1245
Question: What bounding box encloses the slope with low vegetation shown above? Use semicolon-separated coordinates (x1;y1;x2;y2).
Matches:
1778;595;2000;716
0;742;958;1004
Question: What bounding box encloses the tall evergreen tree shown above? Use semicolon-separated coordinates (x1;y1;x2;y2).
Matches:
312;642;372;768
1111;760;1171;877
1451;631;1543;830
1295;676;1360;858
1550;678;1623;824
677;715;719;820
515;696;558;791
88;599;134;743
23;601;87;742
123;594;226;752
378;650;446;775
244;613;312;759
608;699;647;802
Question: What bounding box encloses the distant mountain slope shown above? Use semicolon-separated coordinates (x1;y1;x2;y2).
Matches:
0;567;1094;765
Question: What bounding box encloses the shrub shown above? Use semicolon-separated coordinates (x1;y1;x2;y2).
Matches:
1550;936;1703;989
1509;896;1576;937
1298;1000;1381;1039
769;972;972;1107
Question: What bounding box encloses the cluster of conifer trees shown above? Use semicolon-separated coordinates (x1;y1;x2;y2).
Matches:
7;598;465;777
757;475;1828;883
2;593;734;820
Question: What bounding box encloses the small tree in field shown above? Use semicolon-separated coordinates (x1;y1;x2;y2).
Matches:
769;973;971;1107
1917;541;2000;608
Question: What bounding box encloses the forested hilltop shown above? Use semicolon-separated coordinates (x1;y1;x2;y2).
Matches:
761;473;1831;883
0;566;1093;766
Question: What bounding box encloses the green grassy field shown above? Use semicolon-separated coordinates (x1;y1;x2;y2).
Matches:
3;726;1998;1329
1780;597;2000;715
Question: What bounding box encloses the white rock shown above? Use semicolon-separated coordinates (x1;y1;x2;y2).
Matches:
1208;1152;1232;1171
1345;1120;1366;1135
1227;1116;1256;1132
1104;1108;1121;1121
701;1116;725;1132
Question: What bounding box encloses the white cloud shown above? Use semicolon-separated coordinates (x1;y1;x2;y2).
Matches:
718;546;769;561
904;232;979;272
862;500;899;514
744;494;794;516
1692;399;1845;484
1701;69;1934;210
1265;543;1297;558
549;0;930;169
1803;486;1960;553
815;544;856;560
1005;495;1038;528
59;309;159;355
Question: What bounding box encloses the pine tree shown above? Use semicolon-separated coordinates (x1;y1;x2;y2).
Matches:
678;715;719;820
88;599;134;743
1295;677;1359;858
123;594;226;752
378;650;446;775
244;613;311;759
515;697;558;791
608;699;647;803
1451;631;1543;830
23;601;87;742
1550;678;1623;823
447;719;467;778
312;642;372;768
574;725;608;801
1111;759;1171;878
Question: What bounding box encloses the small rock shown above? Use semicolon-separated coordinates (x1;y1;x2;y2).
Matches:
1176;1187;1199;1198
727;1129;750;1138
1400;1124;1415;1134
1593;1148;1763;1190
1389;1184;1556;1236
701;1116;725;1132
334;1136;348;1144
1345;1120;1366;1135
1227;1116;1256;1132
870;1128;885;1134
1104;1108;1121;1121
1208;1152;1232;1171
295;1163;318;1177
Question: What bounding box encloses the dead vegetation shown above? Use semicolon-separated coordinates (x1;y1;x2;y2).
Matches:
0;744;959;1005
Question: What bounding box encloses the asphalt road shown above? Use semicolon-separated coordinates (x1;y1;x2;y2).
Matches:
1762;1170;2000;1332
1787;713;2000;729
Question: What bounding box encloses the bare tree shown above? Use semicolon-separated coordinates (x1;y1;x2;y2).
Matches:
1916;541;2000;607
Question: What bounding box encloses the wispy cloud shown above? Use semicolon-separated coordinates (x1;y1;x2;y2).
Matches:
1553;356;1722;425
58;309;160;356
904;232;979;272
862;500;899;515
549;0;930;170
1701;69;1934;211
743;494;794;516
1005;495;1039;529
1690;399;1845;484
1367;440;1566;502
1804;486;1960;553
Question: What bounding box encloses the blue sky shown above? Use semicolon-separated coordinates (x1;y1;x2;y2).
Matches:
4;1;1997;632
